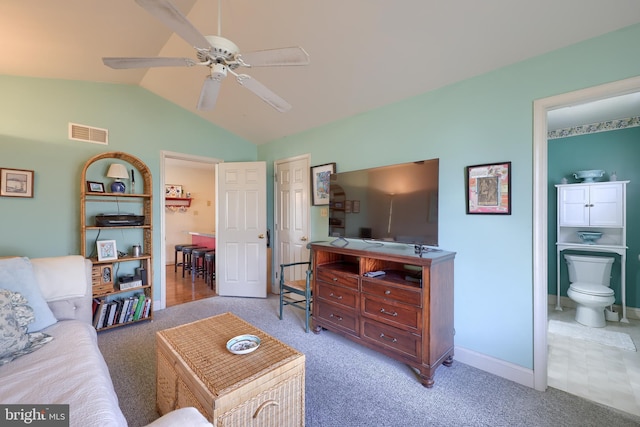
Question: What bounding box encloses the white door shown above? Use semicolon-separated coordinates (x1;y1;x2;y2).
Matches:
275;156;310;285
216;162;267;298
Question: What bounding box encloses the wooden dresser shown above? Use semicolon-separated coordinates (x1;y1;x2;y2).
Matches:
311;241;455;387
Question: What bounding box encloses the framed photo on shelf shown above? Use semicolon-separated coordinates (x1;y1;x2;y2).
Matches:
465;161;511;215
0;168;34;198
86;181;105;193
97;240;118;261
165;184;183;198
310;163;336;206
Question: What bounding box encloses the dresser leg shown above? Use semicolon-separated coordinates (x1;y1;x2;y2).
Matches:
419;373;435;388
443;355;454;367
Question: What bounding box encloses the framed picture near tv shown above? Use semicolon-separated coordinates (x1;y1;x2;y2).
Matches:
311;163;336;206
465;162;511;215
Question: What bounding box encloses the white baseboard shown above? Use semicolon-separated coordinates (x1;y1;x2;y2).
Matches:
454;345;534;388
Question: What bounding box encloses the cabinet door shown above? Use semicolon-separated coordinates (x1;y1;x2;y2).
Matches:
558;186;589;226
589;184;623;226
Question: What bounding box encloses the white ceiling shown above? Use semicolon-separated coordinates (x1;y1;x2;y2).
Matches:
2;1;640;144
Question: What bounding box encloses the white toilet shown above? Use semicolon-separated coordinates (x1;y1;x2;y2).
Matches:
564;254;615;328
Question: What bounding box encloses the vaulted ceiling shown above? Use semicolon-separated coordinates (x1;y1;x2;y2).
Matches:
2;1;640;144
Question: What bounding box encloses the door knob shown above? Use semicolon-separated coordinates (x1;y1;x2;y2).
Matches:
301;236;308;241
258;234;265;239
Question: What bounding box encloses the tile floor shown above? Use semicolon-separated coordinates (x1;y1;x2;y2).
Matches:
548;305;640;416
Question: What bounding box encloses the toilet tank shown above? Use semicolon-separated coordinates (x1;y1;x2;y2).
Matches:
564;254;615;286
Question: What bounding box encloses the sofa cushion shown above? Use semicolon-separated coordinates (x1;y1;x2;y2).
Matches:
31;255;87;301
0;257;57;332
0;319;127;426
0;289;53;365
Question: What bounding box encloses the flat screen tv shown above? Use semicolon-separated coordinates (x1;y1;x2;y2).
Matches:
329;158;439;246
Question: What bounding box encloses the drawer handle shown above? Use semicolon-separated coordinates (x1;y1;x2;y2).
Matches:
329;292;343;300
384;290;391;295
253;400;279;419
329;313;343;321
380;308;398;317
379;333;397;343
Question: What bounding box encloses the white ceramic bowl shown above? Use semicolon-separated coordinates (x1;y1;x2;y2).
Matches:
573;170;605;182
226;334;261;354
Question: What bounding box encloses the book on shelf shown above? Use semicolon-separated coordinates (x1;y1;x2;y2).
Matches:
106;302;118;327
133;294;146;321
142;297;151;319
93;299;106;329
118;298;131;324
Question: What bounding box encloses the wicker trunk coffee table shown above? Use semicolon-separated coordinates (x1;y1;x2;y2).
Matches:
156;312;305;426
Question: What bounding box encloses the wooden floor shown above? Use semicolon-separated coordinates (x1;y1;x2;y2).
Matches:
165;264;217;307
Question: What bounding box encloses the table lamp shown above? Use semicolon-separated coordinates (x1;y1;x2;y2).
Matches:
107;163;129;193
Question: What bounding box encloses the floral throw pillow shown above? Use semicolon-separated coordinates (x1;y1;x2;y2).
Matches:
0;289;53;366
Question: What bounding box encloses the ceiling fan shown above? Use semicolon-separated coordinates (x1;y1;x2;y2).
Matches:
102;0;309;112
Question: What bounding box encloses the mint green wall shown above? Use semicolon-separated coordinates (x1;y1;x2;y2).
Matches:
3;23;640;372
259;24;640;369
0;76;257;302
548;127;640;307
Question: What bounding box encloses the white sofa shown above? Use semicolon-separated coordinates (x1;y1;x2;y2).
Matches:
0;256;211;427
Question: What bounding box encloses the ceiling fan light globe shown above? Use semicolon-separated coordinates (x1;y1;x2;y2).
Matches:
211;63;228;80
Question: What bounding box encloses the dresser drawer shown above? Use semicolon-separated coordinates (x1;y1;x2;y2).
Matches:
317;281;358;309
316;301;359;335
361;280;421;307
361;319;421;360
316;268;358;289
361;295;421;331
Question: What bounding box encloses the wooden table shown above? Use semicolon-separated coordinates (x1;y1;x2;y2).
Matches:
156;312;305;426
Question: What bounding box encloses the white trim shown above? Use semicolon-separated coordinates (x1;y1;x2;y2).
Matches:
454;346;534;388
158;150;223;311
273;154;311;294
532;75;640;391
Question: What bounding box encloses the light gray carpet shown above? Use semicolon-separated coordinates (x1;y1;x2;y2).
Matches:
98;295;640;427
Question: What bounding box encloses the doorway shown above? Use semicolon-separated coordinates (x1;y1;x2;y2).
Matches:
532;76;640;396
160;151;221;309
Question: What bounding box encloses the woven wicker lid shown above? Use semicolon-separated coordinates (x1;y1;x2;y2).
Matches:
157;312;303;396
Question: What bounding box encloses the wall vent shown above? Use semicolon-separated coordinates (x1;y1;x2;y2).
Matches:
68;123;109;145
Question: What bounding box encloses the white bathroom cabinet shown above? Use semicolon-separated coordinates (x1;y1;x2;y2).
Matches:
555;180;629;321
558;182;625;227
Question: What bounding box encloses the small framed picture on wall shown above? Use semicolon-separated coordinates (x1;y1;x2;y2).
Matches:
465;162;511;215
310;163;336;206
0;168;34;198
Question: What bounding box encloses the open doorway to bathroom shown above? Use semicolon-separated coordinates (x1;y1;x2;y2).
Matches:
533;76;640;415
160;152;221;309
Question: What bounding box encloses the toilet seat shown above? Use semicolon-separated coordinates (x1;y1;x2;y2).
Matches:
569;282;614;297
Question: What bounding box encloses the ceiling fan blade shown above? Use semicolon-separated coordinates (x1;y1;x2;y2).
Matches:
103;57;196;69
135;0;210;49
197;76;223;111
239;47;310;67
235;74;292;112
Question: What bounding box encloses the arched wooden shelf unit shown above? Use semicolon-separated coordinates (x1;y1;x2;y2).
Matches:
80;151;153;331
